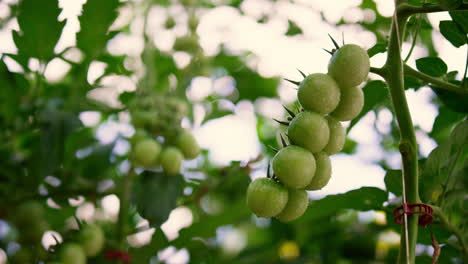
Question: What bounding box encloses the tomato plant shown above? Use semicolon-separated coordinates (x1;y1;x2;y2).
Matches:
1;0;467;263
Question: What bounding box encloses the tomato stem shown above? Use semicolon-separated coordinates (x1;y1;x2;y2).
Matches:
383;4;420;263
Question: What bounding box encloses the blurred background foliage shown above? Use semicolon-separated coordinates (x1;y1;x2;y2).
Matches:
0;0;467;263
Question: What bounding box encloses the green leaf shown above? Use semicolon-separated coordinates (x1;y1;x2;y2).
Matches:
429;106;466;142
384;170;402;196
285;20;303;36
439;20;467;47
133;171;184;226
213;51;279;101
450;10;468;33
13;0;65;61
431;85;468;113
348;80;389;131
450;119;468;146
367;43;387;58
415;57;448;77
77;0;120;58
299;187;388;222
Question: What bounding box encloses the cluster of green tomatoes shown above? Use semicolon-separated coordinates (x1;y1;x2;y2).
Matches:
129;93;200;175
10;201;105;264
247;44;370;222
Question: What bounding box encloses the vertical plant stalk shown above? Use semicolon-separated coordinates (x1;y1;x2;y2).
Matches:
383;7;420;264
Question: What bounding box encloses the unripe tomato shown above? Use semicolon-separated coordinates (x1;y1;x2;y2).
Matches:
328;44;370;87
176;130;200;160
79;224;105;257
330;85;364;121
306;152;332;190
14;201;44;227
246;178;288;218
160;147;183;176
60;243;86;264
287;111;330;153
323;116;345;155
133;138;161;167
275;189;309;222
298;73;341;114
130;129;148;146
272;146;316;189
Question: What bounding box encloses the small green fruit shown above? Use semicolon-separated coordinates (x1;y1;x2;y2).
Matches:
79;224;105;257
287;111;330;153
276;189;309;222
176;130;200;160
247;178;288;218
298;73;341;114
161;147;184;176
133;138;161;167
60;243;86;264
323;116;345;155
306;152;332;190
328;44;370;87
272;145;316;189
330;86;364;121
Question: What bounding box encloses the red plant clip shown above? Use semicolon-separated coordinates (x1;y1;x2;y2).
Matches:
105;249;132;263
393;203;433;227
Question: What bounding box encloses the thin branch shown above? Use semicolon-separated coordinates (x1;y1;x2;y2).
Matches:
404;64;468;94
370;67;387;79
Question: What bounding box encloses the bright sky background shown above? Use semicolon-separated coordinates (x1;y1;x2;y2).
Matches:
0;0;462;263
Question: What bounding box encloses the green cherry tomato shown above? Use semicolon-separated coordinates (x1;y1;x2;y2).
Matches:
79;224;105;257
14;201;45;227
133;138;161;167
276;189;309;222
323;116;345;155
330;85;364;121
287;111;330;153
161;147;184;176
328;44;370;87
306;152;332;190
272;145;316;189
130;129;149;146
176;130;200;160
246;178;288;218
60;243;86;264
298;73;341;114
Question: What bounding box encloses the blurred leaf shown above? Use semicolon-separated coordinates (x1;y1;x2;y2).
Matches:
129;228;169;263
133;171;184;226
13;0;65;61
416;57;448;77
431;85;468;113
78;142;116;180
0;61;29;124
429;106;466;142
285;20;303;36
404;76;423;90
98;54;133;77
213;51;279;101
348;80;389;131
367;43;387;58
77;0;120;58
439;20;467;47
341;138;358;154
172;199;250;248
450;10;468;33
384;170;402;196
300;187;388;222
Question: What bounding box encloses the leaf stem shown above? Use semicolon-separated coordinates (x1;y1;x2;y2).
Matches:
404;64;467;94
